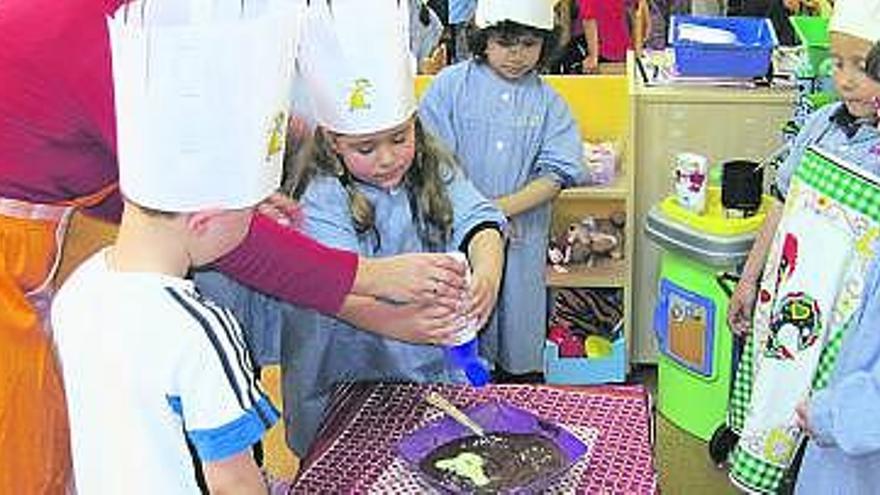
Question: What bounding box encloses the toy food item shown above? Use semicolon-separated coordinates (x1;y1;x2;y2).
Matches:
420;432;566;493
584;335;613;358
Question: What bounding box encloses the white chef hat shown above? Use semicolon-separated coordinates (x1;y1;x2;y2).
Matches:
475;0;555;31
297;0;416;135
108;0;301;212
829;0;880;43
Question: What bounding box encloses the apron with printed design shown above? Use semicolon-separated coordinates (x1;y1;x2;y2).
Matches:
728;147;880;493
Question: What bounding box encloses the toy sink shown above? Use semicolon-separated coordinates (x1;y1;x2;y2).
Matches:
647;188;769;441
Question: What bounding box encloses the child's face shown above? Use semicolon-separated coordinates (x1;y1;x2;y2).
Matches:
830;33;880;119
330;118;416;190
485;33;543;81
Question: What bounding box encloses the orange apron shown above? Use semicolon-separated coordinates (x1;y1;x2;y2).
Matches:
0;184;116;495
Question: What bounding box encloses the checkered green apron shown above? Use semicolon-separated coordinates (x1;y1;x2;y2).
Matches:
727;147;880;493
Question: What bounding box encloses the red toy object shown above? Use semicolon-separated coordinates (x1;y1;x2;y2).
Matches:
548;322;571;346
559;334;586;358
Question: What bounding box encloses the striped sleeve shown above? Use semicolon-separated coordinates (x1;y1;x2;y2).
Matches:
164;287;279;462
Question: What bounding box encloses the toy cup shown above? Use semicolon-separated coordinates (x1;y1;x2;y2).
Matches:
673;152;710;214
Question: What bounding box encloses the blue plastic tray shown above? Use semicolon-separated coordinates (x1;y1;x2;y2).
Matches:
670;15;778;78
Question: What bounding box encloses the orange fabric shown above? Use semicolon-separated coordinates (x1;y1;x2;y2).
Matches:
0;214;71;494
54;212;118;289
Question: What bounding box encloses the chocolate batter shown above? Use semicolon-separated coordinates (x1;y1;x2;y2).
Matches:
419;432;566;493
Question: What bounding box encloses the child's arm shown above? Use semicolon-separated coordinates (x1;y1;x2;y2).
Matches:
419;69;460;155
445;167;507;328
214;210;466;316
497;90;586;218
582;17;600;74
578;0;600;73
203;451;266;495
495;177;561;218
466;228;504;329
727;201;783;335
173;298;279;494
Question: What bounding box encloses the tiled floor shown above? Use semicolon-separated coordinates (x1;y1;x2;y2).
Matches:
631;364;737;494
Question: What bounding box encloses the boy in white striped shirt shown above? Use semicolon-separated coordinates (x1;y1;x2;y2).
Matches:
51;1;297;493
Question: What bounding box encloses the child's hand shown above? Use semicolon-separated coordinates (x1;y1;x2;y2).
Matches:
468;270;501;330
727;279;758;336
257;192;303;228
420;44;447;75
583;55;600;74
795;398;814;436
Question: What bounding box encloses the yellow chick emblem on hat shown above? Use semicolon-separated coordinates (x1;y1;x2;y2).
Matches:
299;0;416;134
348;79;373;112
266;111;287;162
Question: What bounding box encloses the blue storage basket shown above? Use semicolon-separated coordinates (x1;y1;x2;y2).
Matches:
544;338;626;385
670;15;778;78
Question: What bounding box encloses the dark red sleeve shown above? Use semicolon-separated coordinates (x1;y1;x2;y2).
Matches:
213;213;358;315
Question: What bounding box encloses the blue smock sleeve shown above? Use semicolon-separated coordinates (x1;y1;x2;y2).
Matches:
775;104;840;198
444;164;507;251
419;68;460;155
193;271;284;368
532;89;587;188
299;176;361;251
808;271;880;456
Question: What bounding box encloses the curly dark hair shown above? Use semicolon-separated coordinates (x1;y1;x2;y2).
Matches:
467;20;559;71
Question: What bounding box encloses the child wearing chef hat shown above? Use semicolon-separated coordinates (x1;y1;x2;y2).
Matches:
192;0;506;457
50;1;299;492
420;0;588;383
723;0;880;492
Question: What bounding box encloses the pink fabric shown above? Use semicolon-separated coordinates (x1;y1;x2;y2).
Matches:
578;0;631;62
0;0;124;221
0;0;358;314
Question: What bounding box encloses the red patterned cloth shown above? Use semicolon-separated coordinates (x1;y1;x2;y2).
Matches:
291;382;657;494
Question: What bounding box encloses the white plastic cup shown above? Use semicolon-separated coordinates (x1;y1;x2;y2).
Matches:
673;152;710;214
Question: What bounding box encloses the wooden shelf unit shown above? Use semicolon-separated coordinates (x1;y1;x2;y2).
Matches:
542;74;635;374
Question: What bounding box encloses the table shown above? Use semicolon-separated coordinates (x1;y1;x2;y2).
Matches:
288;382;657;494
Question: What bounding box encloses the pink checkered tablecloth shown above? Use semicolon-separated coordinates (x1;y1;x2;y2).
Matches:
288;382;657;494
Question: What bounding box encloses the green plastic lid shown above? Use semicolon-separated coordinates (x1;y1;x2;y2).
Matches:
790;16;829;49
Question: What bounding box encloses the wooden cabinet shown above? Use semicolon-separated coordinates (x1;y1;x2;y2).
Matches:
628;61;795;362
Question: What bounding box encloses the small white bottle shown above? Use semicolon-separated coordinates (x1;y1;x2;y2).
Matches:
444;252;490;387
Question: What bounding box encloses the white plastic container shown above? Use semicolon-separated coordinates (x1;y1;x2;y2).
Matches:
673;152;710;215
